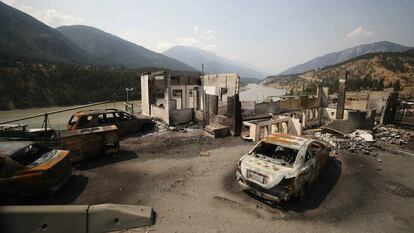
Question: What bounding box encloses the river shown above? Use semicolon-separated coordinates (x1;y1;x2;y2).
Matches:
0;84;285;130
239;83;287;102
0;101;141;130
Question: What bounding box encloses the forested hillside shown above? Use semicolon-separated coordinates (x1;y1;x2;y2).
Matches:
0;64;151;110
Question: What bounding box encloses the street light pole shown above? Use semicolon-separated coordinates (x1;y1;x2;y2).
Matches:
125;88;134;103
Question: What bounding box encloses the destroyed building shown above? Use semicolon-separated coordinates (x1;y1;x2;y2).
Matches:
140;70;406;142
140;71;242;137
240;71;403;142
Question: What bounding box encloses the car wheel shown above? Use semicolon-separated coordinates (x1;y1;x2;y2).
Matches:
115;142;120;153
300;182;309;204
0;159;6;178
141;123;153;132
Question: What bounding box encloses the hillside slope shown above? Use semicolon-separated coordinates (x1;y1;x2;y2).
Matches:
280;41;411;75
58;25;195;71
0;1;93;64
163;46;263;81
262;49;414;95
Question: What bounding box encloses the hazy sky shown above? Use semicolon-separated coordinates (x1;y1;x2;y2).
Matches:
3;0;414;74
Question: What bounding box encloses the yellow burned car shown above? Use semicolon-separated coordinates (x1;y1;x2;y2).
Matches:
0;141;72;195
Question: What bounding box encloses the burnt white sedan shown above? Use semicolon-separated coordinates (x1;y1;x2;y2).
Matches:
235;133;329;202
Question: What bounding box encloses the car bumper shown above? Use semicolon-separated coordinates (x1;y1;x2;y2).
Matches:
235;170;292;202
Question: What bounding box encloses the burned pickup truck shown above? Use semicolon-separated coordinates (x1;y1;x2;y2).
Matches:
60;125;120;162
67;109;154;137
235;133;329;202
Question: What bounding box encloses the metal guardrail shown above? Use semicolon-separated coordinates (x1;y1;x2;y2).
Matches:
0;101;111;125
0;101;111;142
0;204;154;233
124;101;134;114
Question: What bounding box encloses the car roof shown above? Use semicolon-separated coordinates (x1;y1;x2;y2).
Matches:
0;141;35;155
73;109;123;116
262;133;312;150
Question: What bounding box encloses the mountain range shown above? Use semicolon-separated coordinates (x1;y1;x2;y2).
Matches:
163;46;264;80
0;1;193;71
1;0;413;90
0;1;91;64
280;41;411;75
0;1;264;77
57;25;195;71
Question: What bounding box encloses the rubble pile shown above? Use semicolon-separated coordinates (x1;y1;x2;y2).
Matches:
168;122;201;133
313;131;375;155
311;125;413;156
373;125;412;145
313;132;344;148
153;121;201;133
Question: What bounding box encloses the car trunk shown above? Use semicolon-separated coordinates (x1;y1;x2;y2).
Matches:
240;154;294;189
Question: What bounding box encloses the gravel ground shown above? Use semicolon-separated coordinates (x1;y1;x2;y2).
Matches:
5;129;414;232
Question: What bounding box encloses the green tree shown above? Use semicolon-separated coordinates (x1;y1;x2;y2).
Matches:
393;80;401;91
378;78;385;90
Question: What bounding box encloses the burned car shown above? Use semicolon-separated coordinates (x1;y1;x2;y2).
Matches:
235;133;329;202
61;125;120;162
67;109;154;136
0;141;72;195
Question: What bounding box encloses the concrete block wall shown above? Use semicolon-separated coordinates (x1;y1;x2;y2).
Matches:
151;105;169;124
194;110;204;123
170;109;194;125
348;109;376;129
243;117;302;142
218;104;228;115
170;84;200;110
242;96;320;117
141;75;150;116
345;99;368;111
202;73;240;102
367;91;392;115
322;107;349;121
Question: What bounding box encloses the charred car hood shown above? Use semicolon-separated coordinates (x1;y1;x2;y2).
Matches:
240;154;298;189
27;150;59;168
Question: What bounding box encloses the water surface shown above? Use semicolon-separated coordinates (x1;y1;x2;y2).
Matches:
239;83;287;102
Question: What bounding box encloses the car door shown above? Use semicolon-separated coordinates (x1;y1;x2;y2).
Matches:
308;142;327;180
114;112;130;135
294;147;315;192
315;142;329;175
303;148;317;184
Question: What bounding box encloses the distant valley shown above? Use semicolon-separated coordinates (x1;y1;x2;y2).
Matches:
163;46;264;84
